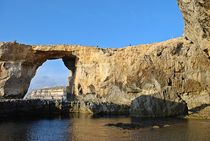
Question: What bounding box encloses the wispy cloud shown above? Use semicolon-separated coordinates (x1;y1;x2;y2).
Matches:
28;59;69;93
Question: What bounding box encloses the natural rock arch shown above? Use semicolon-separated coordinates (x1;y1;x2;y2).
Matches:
0;0;209;118
0;44;83;98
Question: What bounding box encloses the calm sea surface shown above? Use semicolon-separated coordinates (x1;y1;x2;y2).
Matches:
0;114;209;141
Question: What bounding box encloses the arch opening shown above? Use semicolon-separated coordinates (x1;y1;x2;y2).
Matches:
24;56;77;100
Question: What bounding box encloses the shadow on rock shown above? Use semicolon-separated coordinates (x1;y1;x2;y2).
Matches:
189;104;210;114
130;94;188;117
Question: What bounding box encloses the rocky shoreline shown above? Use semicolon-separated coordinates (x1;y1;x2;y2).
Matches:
0;99;64;118
0;99;130;118
0;98;201;119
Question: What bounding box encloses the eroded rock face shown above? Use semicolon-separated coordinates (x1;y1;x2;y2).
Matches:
178;0;210;52
0;0;210;117
0;43;40;98
130;92;188;117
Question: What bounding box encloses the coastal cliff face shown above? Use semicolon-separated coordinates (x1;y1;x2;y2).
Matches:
0;0;209;117
178;0;210;51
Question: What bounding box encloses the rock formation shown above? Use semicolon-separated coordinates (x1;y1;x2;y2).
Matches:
0;99;66;117
178;0;210;51
130;93;188;117
0;0;209;117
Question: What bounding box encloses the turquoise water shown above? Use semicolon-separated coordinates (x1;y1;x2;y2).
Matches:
0;115;209;141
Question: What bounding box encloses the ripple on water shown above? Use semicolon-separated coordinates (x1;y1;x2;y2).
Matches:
0;115;209;141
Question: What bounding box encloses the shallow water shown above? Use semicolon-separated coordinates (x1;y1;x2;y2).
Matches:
0;115;210;141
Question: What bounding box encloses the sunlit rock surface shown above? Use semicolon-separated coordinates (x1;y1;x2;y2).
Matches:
178;0;210;51
0;0;209;118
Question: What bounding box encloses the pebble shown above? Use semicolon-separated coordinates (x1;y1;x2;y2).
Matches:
152;125;160;129
163;124;170;127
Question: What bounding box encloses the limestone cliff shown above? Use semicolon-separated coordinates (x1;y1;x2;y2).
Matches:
178;0;210;51
0;0;209;117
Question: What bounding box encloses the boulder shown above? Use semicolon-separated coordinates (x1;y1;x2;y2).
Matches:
130;89;188;117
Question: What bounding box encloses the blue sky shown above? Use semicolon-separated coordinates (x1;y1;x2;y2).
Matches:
0;0;184;91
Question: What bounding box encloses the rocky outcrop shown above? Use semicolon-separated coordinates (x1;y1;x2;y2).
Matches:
0;42;98;98
68;99;130;115
130;93;188;117
0;0;210;118
0;99;65;117
178;0;210;55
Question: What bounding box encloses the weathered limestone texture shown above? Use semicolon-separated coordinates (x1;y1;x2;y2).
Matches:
178;0;210;51
130;93;188;117
0;0;209;117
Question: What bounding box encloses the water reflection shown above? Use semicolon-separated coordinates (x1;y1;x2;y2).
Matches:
0;115;209;141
